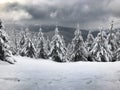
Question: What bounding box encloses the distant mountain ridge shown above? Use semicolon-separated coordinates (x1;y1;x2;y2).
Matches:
27;25;99;44
5;23;99;44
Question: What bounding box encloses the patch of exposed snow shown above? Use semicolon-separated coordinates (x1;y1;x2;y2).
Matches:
0;56;120;90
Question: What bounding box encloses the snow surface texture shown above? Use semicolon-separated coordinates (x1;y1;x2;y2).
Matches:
0;56;120;90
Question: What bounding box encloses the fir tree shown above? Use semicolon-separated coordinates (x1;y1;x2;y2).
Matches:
21;39;36;58
49;26;66;62
107;21;118;52
85;31;95;61
0;20;15;64
37;28;48;59
85;31;94;51
90;30;112;62
69;24;88;62
19;30;27;56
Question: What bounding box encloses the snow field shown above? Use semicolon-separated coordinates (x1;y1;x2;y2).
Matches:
0;56;120;90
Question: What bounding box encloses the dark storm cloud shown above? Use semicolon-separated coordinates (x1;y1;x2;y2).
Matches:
3;0;120;28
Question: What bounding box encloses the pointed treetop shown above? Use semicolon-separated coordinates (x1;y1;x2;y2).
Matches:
55;26;59;35
99;27;103;36
74;23;81;36
87;31;94;40
24;28;30;38
99;27;107;38
38;27;44;37
39;27;42;32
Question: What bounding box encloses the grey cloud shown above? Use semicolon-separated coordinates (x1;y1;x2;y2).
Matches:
3;0;120;28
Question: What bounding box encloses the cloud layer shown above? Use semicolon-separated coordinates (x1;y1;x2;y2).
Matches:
0;0;120;29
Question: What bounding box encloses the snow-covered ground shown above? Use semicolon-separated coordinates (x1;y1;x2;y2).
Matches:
0;56;120;90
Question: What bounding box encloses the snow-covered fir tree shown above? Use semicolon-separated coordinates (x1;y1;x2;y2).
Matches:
21;39;36;58
107;21;118;52
85;31;94;51
0;20;15;64
24;28;31;39
37;28;48;59
85;31;95;61
90;30;112;62
69;24;88;62
19;28;37;58
19;30;28;56
49;26;66;62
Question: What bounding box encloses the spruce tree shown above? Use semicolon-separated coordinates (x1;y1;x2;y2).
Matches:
37;28;48;59
85;31;94;51
69;24;88;62
85;31;95;61
90;30;112;62
21;39;36;58
49;26;66;62
0;20;15;64
19;30;27;56
107;21;118;52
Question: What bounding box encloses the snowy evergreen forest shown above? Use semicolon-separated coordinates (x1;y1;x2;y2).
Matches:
0;20;120;64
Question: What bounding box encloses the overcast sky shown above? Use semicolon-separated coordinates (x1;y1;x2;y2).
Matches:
0;0;120;29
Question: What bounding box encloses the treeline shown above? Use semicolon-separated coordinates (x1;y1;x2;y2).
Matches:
0;20;120;64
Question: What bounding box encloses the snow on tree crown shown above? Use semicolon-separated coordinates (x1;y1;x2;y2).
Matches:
86;31;94;41
74;24;81;36
39;27;44;36
55;26;59;35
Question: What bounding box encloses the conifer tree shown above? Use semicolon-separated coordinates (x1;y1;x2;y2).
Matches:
21;39;36;58
0;20;15;64
90;30;112;62
37;28;48;59
19;30;28;56
85;31;95;61
85;31;94;51
69;24;88;62
49;26;66;62
107;21;118;52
